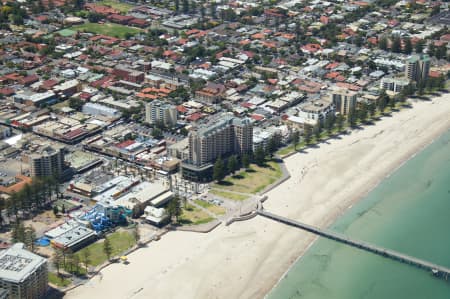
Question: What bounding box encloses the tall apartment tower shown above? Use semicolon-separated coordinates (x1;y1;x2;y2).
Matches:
330;89;357;115
145;100;178;127
28;145;65;178
0;243;48;299
188;115;253;167
405;54;430;82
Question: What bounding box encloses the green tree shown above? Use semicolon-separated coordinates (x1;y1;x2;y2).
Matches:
53;205;59;217
213;156;225;182
242;153;250;170
133;226;141;244
12;221;26;243
325;115;335;135
254;145;265;166
378;35;388;51
227;155;238;175
347;110;357;128
82;248;91;273
336;114;345;132
69;98;84;111
358;103;368;123
266;137;277;158
378;91;388;113
292;130;300;150
403;37;412;54
73;254;81;275
103;237;113;261
368;102;376;119
314;122;322;141
415;40;425;53
389;96;396;110
54;250;63;275
152;128;163;139
167;196;182;223
24;226;36;252
303;126;312;145
391;35;401;53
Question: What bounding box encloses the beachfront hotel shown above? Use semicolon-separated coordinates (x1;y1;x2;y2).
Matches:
182;114;253;181
0;243;48;299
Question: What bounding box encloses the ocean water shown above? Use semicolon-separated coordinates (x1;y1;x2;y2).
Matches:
268;129;450;299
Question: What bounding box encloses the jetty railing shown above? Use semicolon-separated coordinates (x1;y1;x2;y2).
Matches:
257;209;450;280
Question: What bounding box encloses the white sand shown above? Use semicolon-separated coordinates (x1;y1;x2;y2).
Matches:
66;94;450;299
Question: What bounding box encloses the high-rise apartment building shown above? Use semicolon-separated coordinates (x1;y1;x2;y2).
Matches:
405;54;430;82
28;145;65;178
0;243;48;299
145;100;178;127
188;115;253;167
330;89;357;115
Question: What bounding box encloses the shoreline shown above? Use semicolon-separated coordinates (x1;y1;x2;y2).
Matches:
66;94;450;299
264;112;450;297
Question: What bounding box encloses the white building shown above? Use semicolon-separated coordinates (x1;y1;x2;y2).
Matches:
0;243;48;299
298;98;335;125
145;100;178;127
82;102;121;118
380;77;410;93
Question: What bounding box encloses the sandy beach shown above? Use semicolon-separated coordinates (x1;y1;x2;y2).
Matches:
66;94;450;299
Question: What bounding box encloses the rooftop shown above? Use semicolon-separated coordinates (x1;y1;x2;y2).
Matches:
0;243;46;283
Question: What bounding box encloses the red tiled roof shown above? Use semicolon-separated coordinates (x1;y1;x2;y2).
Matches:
186;112;204;122
116;140;135;148
64;128;86;140
251;114;264;121
0;88;15;96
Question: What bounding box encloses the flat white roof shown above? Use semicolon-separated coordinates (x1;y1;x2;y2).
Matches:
0;243;46;283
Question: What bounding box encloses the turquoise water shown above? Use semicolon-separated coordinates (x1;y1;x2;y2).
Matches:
268;129;450;299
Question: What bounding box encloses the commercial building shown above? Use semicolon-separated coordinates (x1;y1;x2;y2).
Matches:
49;224;97;252
183;114;252;181
82;102;121;118
405;54;430;82
0;243;48;299
28;144;65;178
14;91;57;107
330;89;357;115
145;100;178;127
112;65;145;83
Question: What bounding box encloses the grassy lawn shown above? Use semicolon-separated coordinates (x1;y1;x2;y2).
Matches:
48;272;71;288
98;0;134;13
179;204;214;225
213;160;282;195
70;23;142;38
194;199;226;215
209;189;249;201
76;231;135;266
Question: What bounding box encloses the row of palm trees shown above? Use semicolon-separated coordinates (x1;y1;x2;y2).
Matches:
0;175;60;229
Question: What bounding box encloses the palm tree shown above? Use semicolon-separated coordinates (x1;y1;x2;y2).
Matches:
103;237;113;261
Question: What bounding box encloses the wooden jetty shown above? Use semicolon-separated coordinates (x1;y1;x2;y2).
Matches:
257;209;450;280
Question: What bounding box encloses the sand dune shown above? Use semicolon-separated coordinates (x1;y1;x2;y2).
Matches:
66;94;450;299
